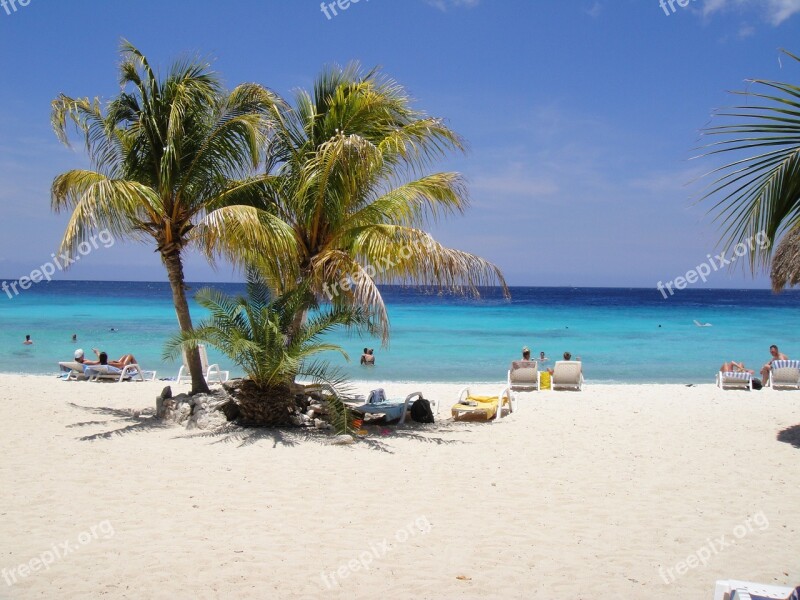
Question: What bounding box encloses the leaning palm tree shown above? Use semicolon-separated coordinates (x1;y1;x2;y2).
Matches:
698;49;800;289
163;275;364;427
235;63;508;342
51;41;295;393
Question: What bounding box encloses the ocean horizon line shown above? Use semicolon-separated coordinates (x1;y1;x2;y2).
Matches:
0;278;791;293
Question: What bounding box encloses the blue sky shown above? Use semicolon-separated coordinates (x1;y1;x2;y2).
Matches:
1;0;799;288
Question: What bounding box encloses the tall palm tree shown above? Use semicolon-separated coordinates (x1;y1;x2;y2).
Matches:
244;63;508;342
699;49;800;287
51;41;295;393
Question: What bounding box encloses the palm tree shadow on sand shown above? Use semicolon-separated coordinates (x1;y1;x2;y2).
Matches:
181;424;466;452
66;402;465;450
777;424;800;449
67;403;169;441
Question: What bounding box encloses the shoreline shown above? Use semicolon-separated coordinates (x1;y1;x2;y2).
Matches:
3;371;729;387
1;373;798;598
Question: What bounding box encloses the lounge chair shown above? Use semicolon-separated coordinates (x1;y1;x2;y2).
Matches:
768;360;800;390
59;361;156;382
451;386;513;421
176;344;229;384
713;579;796;600
551;361;584;391
347;389;437;425
716;371;754;391
59;360;88;381
85;363;149;382
508;360;540;394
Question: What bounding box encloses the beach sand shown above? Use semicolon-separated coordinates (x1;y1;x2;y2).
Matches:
0;374;798;599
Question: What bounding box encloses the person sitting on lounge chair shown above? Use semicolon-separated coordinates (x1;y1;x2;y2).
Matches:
720;360;754;375
75;348;138;369
760;344;789;385
520;346;535;362
548;352;573;375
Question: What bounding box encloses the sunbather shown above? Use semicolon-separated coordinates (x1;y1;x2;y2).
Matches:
760;344;789;385
720;360;754;374
75;348;138;369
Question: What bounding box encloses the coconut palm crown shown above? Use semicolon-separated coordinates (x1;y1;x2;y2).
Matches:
248;63;508;341
50;41;295;392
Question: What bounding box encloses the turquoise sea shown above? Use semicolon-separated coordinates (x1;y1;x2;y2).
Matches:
1;281;798;384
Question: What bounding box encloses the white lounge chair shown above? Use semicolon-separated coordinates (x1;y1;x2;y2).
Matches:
508;360;540;394
451;386;514;421
176;344;229;384
713;579;795;600
59;361;156;382
716;371;754;391
768;360;800;390
551;361;584;391
347;389;437;425
85;363;154;383
59;360;88;381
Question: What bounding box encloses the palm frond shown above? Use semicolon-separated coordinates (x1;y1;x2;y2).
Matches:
697;49;800;273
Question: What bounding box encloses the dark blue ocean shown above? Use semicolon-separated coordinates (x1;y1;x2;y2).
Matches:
1;281;798;383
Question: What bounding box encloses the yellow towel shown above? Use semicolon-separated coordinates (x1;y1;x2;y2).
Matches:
540;372;551;390
451;395;508;420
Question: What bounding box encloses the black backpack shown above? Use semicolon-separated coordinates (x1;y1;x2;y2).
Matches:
410;398;435;423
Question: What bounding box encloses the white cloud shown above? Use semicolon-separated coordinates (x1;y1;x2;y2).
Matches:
703;0;800;25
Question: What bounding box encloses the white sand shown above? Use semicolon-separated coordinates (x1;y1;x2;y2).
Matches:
0;374;798;599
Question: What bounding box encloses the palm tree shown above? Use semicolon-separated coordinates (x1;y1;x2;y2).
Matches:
163;275;365;427
246;63;508;341
699;49;800;288
51;41;295;393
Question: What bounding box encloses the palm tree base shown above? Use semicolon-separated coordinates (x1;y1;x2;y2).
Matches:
233;379;297;426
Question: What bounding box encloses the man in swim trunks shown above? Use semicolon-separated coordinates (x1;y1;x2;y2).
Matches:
760;344;788;385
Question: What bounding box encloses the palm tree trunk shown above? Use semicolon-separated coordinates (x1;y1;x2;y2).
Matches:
162;247;210;395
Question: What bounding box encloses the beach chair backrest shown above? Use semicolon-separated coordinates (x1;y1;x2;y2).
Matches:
509;360;538;385
772;360;800;369
721;371;751;381
770;360;800;387
182;344;210;371
553;361;582;383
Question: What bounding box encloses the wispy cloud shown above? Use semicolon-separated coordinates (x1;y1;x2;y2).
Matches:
425;0;480;11
585;1;603;18
703;0;800;25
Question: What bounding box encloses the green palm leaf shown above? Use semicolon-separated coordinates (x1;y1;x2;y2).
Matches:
698;49;800;279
